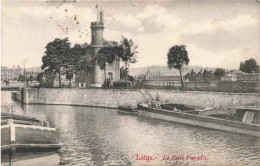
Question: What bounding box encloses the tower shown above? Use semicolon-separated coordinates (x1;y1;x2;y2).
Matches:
90;6;105;87
91;8;104;46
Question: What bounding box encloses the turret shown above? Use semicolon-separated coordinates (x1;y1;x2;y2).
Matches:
91;8;104;46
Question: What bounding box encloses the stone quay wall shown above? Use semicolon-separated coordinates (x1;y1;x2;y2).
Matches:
21;88;259;109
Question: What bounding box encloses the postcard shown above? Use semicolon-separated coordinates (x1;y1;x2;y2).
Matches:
1;0;260;165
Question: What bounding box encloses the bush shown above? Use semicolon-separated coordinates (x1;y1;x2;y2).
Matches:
113;81;132;89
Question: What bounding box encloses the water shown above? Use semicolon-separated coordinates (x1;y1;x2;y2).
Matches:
2;91;260;166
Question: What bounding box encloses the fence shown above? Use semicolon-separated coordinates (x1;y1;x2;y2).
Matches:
133;81;260;93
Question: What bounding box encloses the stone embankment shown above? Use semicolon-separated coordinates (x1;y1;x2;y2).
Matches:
18;88;259;109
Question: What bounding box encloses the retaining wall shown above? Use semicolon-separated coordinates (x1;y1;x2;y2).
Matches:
22;88;260;109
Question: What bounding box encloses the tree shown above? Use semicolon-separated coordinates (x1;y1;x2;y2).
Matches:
203;69;214;82
167;45;189;89
214;68;225;80
97;47;117;85
197;70;203;81
190;69;197;82
118;36;138;81
72;44;95;86
239;58;260;73
62;44;86;87
41;38;71;87
42;70;56;87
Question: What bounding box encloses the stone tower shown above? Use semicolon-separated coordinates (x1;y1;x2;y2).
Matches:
75;6;120;88
90;9;104;87
91;11;104;46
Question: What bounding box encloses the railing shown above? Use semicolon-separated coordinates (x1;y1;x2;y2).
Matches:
134;81;260;93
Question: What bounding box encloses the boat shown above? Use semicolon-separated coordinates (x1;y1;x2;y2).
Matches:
137;102;260;137
1;112;62;165
117;105;138;115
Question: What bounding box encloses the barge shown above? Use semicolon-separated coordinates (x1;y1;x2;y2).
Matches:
137;103;260;137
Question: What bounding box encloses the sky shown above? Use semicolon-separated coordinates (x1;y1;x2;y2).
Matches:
2;0;260;69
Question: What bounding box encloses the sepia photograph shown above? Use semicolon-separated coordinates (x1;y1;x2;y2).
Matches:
1;0;260;165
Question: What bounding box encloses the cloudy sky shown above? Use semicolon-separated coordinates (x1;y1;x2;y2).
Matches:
2;0;260;69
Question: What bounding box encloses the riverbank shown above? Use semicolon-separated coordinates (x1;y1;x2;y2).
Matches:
3;90;259;166
17;88;260;109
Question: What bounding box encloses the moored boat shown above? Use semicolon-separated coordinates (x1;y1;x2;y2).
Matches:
1;113;62;165
137;102;260;137
118;105;138;115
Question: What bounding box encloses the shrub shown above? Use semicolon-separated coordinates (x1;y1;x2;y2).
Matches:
113;81;132;89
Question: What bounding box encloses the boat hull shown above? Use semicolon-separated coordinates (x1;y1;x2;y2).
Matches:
1;123;61;164
2;152;60;166
117;110;138;115
137;104;260;137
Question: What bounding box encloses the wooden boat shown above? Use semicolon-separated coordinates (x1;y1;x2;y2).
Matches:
1;113;62;165
137;102;260;137
118;105;138;115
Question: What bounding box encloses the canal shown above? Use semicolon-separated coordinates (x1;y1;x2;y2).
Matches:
2;91;260;165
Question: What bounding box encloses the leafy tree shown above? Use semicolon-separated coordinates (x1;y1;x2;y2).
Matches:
97;47;117;85
197;70;203;81
167;45;189;89
72;44;95;86
63;44;85;87
118;36;138;81
190;69;197;82
239;58;260;73
185;69;203;82
203;69;214;82
42;70;56;87
41;38;71;87
214;68;225;80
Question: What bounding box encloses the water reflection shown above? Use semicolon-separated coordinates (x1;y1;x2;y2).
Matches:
1;91;260;166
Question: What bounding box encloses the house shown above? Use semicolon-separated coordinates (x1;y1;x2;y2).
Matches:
145;75;183;87
221;70;246;81
135;69;184;87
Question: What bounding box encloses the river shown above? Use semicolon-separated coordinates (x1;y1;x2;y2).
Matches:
1;91;260;166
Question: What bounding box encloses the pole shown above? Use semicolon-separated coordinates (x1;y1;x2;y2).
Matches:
96;4;99;22
23;58;27;86
24;64;25;84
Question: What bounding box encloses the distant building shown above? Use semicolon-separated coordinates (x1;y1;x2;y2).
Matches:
1;65;22;81
221;70;246;82
146;75;184;87
136;69;184;87
75;7;120;88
